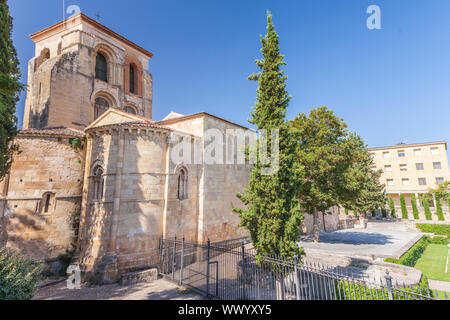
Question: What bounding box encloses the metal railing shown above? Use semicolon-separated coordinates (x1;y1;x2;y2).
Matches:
158;237;440;300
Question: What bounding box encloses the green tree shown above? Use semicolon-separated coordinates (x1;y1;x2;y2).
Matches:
233;11;304;259
410;194;419;220
341;134;386;220
381;207;387;218
426;181;449;220
290;107;362;242
0;0;23;180
388;196;396;218
345;208;349;215
400;194;408;219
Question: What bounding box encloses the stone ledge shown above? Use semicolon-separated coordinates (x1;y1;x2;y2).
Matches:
119;268;158;286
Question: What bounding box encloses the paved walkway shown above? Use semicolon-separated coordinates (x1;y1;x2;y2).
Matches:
33;278;202;300
299;221;423;259
429;280;450;293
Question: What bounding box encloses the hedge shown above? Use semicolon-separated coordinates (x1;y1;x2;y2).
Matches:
400;194;408;219
385;236;431;267
381;208;387;218
411;195;420;220
436;198;444;221
422;196;432;221
0;248;42;300
416;224;450;238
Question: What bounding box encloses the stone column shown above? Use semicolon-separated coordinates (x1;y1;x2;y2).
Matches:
110;128;125;251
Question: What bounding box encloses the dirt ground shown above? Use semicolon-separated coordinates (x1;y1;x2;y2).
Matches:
33;277;202;300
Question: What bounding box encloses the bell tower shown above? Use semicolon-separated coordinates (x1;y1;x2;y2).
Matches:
22;13;154;130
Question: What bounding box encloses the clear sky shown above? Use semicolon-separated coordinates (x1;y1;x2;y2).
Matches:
9;0;450;152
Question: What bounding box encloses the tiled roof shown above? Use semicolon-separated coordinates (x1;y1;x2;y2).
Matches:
86;121;171;132
18;127;85;138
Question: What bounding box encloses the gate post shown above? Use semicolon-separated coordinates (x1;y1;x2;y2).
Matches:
206;239;211;298
385;270;394;300
294;255;301;300
172;235;177;280
241;243;247;299
179;237;185;285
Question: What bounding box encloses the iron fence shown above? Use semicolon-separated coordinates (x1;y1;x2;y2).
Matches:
158;237;440;300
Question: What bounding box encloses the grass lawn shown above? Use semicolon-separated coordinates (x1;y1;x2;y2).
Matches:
415;244;450;282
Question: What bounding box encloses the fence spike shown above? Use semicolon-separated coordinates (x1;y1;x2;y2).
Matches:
444;292;448;300
435;290;439;299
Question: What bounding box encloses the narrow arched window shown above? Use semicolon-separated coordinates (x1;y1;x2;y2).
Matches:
129;64;135;94
177;169;188;200
94;97;109;120
40;192;55;214
124;106;137;115
95;53;108;82
93;166;104;201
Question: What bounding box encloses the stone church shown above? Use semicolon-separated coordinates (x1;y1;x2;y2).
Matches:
0;13;254;282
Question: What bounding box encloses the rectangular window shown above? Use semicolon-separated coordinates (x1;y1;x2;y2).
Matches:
399;164;407;171
387;179;394;186
436;177;444;185
402;178;410;186
414;149;422;156
384;165;392;172
418;178;427;186
433;162;442;170
398;150;406;157
383;152;390;159
416;163;424;170
371;166;377;171
431;147;439;155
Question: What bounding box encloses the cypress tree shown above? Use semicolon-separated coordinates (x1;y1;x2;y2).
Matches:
436;198;444;221
388;196;396;218
233;11;304;259
411;194;419;220
381;208;387;218
400;194;408;219
0;0;22;179
422;195;432;221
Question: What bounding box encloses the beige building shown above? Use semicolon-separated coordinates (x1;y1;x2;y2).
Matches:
0;13;252;282
369;141;450;219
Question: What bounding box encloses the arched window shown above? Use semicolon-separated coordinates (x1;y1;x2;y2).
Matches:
94;97;110;120
124;106;137;115
177;168;188;200
93;166;104;201
40;192;55;214
129;64;136;94
95;53;108;82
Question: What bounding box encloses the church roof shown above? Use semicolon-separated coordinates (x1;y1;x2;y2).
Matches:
158;112;251;131
18;127;85;138
85;108;169;133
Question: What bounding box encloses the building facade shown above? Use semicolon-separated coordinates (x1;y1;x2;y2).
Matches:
369;142;450;219
0;13;252;282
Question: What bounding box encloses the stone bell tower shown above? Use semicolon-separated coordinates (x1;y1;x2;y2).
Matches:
22;13;154;130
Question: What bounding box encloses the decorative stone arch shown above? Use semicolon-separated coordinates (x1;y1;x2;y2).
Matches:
92;43;118;84
123;104;138;115
124;54;143;96
174;165;188;200
92;91;117;121
90;160;105;202
40;191;56;214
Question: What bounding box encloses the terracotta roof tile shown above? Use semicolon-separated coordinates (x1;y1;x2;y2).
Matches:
18;127;85;138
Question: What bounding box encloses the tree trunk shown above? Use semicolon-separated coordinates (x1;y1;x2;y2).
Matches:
313;208;320;243
322;211;326;232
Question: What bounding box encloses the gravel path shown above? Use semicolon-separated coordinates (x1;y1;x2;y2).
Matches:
33;277;202;300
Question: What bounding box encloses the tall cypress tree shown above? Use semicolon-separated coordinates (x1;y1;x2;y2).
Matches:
233;11;304;259
0;0;22;180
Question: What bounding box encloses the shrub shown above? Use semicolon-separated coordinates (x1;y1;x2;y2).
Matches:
422;196;432;221
411;195;419;220
416;224;450;238
381;208;387;218
371;210;376;217
388;196;396;218
400;194;408;219
384;236;431;267
0;248;42;300
436;198;444;221
345;208;348;216
430;237;449;245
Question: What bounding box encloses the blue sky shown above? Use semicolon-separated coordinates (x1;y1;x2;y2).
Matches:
9;0;450;151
